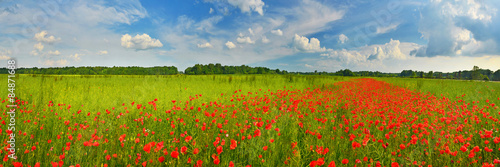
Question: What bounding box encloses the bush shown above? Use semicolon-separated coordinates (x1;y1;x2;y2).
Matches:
484;75;490;82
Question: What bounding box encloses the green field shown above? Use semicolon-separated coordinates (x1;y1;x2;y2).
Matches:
0;74;348;111
0;75;499;167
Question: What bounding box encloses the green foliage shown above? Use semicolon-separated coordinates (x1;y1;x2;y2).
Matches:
378;77;500;103
184;64;285;75
399;66;500;81
0;66;178;75
0;74;348;110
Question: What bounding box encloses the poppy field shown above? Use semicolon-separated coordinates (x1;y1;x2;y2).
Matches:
0;75;499;167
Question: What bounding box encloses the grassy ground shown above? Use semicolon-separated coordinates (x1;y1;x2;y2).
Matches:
0;75;499;167
0;74;347;112
377;77;500;104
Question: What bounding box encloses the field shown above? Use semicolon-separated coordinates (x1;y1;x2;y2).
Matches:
0;74;499;167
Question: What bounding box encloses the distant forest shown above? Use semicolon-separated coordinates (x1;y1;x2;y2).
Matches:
1;64;499;81
0;66;178;75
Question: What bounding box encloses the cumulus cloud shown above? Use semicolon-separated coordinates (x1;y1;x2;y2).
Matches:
320;49;367;65
293;34;326;52
227;0;265;15
34;31;61;43
70;53;82;61
0;55;10;60
248;28;254;35
71;0;147;25
236;36;255;44
376;23;399;34
42;59;68;66
321;39;421;64
261;36;270;43
283;0;345;36
33;43;44;52
97;50;108;55
0;49;11;60
367;39;407;60
197;42;214;48
225;41;236;49
414;0;497;57
338;34;348;44
47;50;61;56
209;8;214;14
121;34;163;50
271;29;283;36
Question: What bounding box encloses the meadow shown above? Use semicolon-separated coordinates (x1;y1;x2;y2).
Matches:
0;74;499;167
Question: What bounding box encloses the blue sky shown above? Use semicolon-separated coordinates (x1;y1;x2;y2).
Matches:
0;0;499;72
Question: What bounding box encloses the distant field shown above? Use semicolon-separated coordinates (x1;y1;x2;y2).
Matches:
0;74;348;111
378;77;500;103
0;75;499;167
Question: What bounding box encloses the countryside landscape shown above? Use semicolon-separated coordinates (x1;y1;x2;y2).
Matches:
1;0;500;167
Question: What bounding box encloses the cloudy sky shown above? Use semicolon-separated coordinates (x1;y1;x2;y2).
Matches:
1;0;499;72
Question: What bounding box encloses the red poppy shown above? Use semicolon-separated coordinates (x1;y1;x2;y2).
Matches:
216;145;223;154
171;151;179;158
328;161;336;167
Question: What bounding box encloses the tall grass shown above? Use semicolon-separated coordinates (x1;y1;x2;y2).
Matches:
377;78;500;103
0;74;347;112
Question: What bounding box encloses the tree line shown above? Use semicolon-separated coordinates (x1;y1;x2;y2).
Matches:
399;66;500;81
183;64;287;75
1;64;498;81
0;66;178;75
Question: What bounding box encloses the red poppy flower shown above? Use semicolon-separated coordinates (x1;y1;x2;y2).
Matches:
171;151;179;158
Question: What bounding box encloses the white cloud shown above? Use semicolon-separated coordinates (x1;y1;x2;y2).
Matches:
70;0;147;26
248;28;254;35
47;50;61;56
34;43;44;52
261;36;270;43
439;0;494;22
320;39;421;64
304;40;422;72
0;49;11;60
376;23;400;34
304;64;313;68
320;49;367;65
197;42;214;48
293;34;326;52
225;41;236;49
271;29;283;36
34;31;61;43
57;59;68;66
70;53;82;61
414;0;497;57
338;34;348;44
367;39;408;60
121;34;163;50
209;8;214;14
42;59;68;66
196;16;224;33
236;36;255;44
97;50;108;55
0;56;10;60
227;0;265;15
282;0;345;36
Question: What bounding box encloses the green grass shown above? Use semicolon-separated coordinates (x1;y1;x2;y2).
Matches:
377;77;500;103
0;74;347;112
0;75;499;167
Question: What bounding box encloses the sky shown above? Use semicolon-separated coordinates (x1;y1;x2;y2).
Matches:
0;0;499;73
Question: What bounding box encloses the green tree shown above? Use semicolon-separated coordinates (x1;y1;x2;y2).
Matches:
426;71;434;78
472;66;480;80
